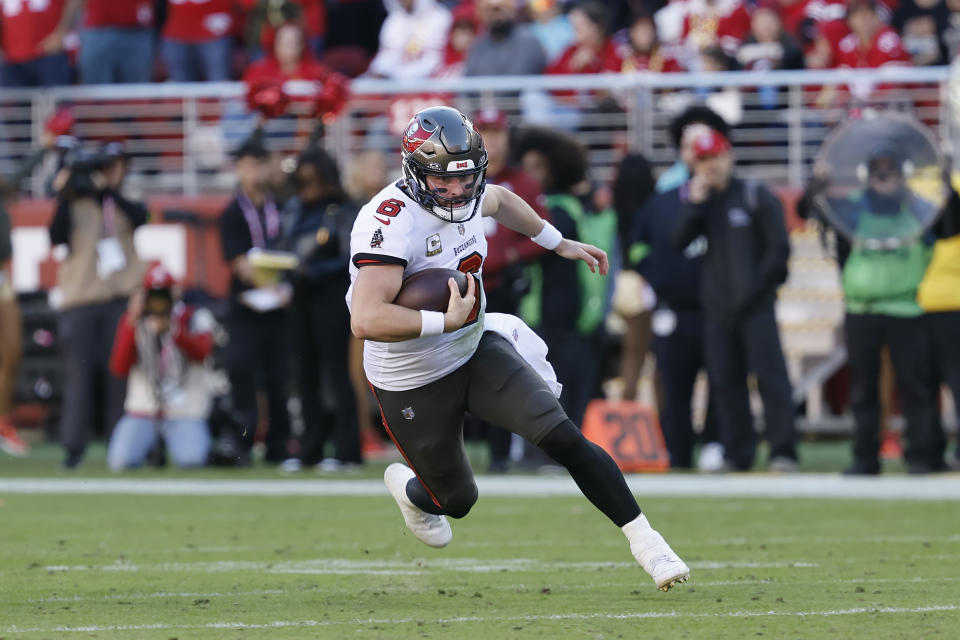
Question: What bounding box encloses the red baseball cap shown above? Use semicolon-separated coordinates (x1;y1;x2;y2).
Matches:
143;262;176;291
45;107;75;137
692;130;731;159
473;108;508;130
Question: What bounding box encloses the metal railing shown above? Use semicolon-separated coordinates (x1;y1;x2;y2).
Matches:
0;66;952;197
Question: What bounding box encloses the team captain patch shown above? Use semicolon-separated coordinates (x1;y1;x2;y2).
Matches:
426;234;442;256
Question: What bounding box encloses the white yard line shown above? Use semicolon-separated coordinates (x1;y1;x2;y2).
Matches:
2;474;960;499
39;558;821;574
26;589;287;603
5;605;959;634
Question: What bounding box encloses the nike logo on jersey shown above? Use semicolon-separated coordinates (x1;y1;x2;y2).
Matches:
374;216;391;225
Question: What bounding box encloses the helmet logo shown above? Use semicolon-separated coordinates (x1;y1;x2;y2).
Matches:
402;118;431;154
448;159;475;171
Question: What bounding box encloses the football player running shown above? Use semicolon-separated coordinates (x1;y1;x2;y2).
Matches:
348;106;689;591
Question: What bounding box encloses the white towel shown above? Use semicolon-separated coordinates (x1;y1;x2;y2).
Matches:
483;313;563;398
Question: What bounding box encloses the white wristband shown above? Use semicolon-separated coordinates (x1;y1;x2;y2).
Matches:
531;220;563;250
419;310;445;337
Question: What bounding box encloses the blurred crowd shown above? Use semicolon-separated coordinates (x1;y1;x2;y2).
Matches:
1;0;957;90
0;99;958;477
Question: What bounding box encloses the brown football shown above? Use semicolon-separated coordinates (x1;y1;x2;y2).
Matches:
393;268;468;312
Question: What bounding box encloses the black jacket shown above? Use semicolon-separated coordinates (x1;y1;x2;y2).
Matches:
674;177;790;320
281;196;355;289
628;186;704;311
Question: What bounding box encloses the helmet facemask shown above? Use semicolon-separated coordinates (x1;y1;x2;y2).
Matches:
402;158;487;223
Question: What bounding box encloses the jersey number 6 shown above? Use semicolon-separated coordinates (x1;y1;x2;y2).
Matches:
374;198;405;224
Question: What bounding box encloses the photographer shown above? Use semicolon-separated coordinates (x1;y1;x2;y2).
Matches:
49;141;146;469
107;264;214;471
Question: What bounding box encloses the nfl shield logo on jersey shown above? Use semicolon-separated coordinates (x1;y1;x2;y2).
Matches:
426;234;442;256
401;407;415;420
458;223;466;236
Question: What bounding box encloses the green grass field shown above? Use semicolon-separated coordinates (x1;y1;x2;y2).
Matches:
2;442;960;639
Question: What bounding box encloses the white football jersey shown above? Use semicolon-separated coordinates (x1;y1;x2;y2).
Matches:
347;181;488;391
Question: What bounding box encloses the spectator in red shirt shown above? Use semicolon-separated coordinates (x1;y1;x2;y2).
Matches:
834;0;911;69
243;20;328;85
0;0;74;87
614;12;684;73
547;1;621;76
808;0;910;106
161;0;235;82
78;0;156;83
680;0;752;64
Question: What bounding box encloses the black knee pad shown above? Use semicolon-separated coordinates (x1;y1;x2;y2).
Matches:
441;483;478;519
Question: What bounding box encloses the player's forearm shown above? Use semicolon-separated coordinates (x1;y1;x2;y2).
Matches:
350;301;426;342
490;185;550;238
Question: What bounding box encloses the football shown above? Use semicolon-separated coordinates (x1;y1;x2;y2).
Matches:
393;268;468;312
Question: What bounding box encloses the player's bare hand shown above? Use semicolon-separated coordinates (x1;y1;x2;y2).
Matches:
443;274;475;332
555;239;609;275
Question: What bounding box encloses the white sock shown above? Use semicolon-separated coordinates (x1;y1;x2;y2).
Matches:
621;513;653;545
